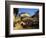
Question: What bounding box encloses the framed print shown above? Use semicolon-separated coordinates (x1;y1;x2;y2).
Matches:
5;1;45;37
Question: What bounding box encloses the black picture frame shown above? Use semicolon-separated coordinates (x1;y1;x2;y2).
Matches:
5;1;45;37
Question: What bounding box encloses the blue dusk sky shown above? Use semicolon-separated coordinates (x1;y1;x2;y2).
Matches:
18;8;39;16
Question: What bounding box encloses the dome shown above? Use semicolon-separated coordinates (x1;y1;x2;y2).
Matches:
19;12;30;17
